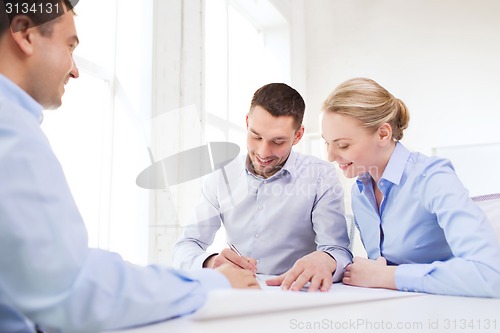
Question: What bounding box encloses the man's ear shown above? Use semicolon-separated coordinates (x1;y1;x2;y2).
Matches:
292;125;305;145
9;15;36;56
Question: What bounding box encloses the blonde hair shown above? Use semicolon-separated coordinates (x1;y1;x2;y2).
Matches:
322;78;410;141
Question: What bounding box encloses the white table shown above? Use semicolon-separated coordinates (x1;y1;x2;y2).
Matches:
108;284;500;333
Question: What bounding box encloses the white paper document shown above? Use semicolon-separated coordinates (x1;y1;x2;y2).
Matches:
192;282;422;321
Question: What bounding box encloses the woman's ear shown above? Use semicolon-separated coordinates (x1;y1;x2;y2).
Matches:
9;15;36;56
377;123;393;144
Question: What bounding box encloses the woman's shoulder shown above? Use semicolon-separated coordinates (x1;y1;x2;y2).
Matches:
407;151;455;176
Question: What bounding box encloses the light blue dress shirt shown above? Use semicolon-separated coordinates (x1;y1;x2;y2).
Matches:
173;151;353;282
0;74;230;333
352;142;500;297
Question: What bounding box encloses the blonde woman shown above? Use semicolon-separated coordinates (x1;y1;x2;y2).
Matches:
321;77;500;297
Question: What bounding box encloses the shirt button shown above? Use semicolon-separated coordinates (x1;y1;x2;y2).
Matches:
255;233;260;238
258;205;263;210
256;259;260;264
379;181;384;186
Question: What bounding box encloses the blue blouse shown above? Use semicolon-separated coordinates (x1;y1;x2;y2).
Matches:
352;142;500;297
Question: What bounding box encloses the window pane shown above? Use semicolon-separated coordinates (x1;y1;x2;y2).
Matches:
205;0;228;120
228;127;245;153
73;0;117;70
206;123;226;142
227;5;266;125
41;72;112;248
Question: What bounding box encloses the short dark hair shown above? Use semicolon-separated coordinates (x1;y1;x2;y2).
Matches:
249;83;305;130
0;0;76;37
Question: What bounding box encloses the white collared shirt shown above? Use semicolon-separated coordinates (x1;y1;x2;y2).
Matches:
174;150;352;282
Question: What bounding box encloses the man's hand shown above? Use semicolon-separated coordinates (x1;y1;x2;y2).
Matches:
342;257;396;289
204;248;257;273
265;251;337;292
216;264;260;289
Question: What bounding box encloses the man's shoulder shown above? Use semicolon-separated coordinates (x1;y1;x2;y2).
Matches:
0;94;14;115
293;151;334;170
288;151;339;183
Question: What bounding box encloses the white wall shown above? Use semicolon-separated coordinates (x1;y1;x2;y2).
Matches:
301;0;500;256
304;0;500;156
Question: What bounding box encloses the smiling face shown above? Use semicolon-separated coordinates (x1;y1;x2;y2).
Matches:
246;105;304;178
321;111;388;180
29;11;79;109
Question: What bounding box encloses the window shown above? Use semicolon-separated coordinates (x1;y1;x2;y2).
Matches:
205;0;290;148
41;0;153;265
40;0;294;264
41;0;117;250
203;0;291;251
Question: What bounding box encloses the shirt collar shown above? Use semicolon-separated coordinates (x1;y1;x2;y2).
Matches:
356;173;371;193
281;149;297;176
0;74;44;123
356;142;410;192
382;142;410;186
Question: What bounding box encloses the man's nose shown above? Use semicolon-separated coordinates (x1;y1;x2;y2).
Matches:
70;57;80;79
257;141;272;158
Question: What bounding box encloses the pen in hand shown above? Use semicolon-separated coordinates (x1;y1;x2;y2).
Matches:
227;242;243;257
227;242;257;273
